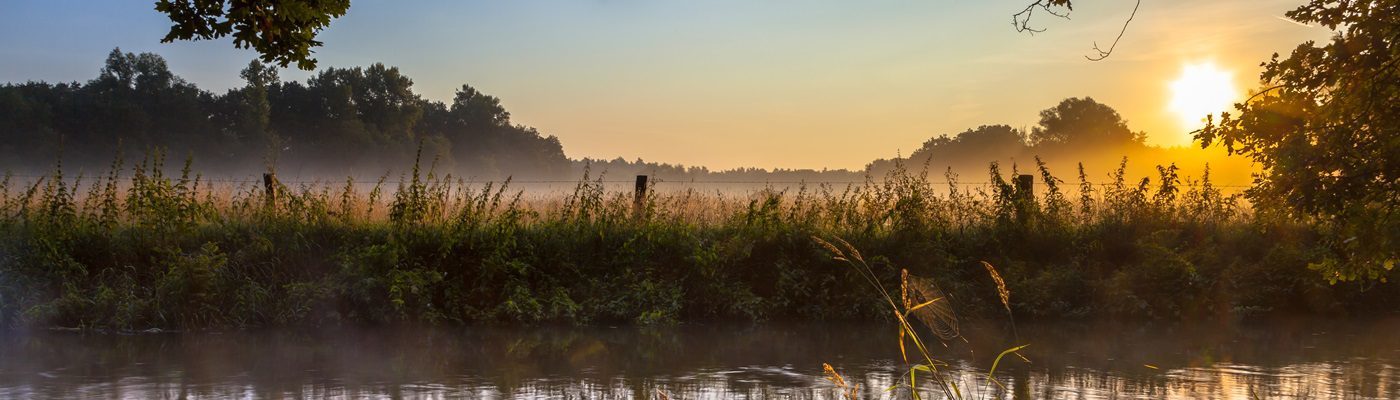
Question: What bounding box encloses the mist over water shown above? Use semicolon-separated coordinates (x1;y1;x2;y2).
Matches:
0;319;1394;399
2;3;1396;400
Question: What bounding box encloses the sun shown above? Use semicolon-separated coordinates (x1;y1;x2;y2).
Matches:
1169;62;1239;132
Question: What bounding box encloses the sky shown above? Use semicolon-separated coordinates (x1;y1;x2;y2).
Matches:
0;0;1331;170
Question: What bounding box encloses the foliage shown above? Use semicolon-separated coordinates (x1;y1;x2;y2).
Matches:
907;125;1027;170
155;0;351;70
0;154;1392;331
1196;0;1400;283
862;96;1219;186
813;237;1025;399
0;49;571;178
1031;97;1146;147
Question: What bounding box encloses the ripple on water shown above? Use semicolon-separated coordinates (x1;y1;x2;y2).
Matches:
0;320;1397;399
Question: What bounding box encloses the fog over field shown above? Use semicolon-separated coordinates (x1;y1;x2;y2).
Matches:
0;1;1395;399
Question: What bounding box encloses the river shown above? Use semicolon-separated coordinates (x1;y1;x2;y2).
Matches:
0;318;1395;399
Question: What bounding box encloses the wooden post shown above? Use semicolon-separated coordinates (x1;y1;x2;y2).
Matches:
1015;174;1034;200
634;175;649;214
263;172;278;208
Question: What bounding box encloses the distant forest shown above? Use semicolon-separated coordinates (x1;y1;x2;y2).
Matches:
0;48;1250;184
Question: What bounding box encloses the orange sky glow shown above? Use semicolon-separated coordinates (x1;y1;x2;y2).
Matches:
0;0;1332;171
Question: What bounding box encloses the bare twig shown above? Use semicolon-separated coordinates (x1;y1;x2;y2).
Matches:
1086;0;1142;61
1013;0;1073;34
1014;0;1143;61
1241;84;1289;104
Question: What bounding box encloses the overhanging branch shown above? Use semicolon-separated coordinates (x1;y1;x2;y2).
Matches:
1086;0;1142;61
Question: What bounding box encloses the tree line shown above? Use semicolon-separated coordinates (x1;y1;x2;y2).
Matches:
2;48;1231;185
0;48;571;178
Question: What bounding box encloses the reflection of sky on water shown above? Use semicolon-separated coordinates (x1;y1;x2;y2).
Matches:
0;319;1395;399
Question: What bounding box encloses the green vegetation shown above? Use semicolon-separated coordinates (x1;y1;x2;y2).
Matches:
0;152;1394;331
0;49;570;178
1197;0;1400;283
815;237;1025;400
156;0;350;70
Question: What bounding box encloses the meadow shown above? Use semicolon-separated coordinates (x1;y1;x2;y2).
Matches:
0;152;1394;331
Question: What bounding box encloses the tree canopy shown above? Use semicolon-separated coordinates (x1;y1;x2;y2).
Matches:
906;96;1146;166
864;96;1218;184
1031;97;1145;147
155;0;350;70
1197;0;1399;282
0;49;571;178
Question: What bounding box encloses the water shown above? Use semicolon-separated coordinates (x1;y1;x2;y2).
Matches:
0;319;1395;399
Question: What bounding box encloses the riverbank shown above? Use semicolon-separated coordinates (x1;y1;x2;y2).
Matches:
1;158;1395;330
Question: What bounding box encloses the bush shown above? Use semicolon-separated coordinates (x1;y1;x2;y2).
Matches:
0;154;1391;330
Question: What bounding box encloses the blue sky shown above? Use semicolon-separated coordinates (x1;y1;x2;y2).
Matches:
0;0;1328;169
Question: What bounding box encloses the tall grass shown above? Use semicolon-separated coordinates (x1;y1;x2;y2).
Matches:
816;236;1025;399
0;153;1394;330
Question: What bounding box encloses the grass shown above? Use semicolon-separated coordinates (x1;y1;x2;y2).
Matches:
816;236;1026;399
0;151;1395;331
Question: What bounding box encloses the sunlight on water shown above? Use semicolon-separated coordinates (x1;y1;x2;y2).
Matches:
0;320;1395;399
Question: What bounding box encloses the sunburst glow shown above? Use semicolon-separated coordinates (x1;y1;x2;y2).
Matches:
1169;62;1239;133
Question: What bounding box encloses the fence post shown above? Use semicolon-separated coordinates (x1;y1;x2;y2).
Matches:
1015;174;1034;200
634;175;649;215
263;172;278;208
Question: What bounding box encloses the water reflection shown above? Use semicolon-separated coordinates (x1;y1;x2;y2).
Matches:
0;319;1395;399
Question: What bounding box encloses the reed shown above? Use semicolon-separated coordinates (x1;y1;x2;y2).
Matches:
0;152;1390;331
815;235;1028;399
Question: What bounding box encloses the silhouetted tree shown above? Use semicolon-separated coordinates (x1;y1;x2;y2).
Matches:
82;48;216;158
416;84;570;177
1031;97;1145;147
0;82;67;159
214;60;279;157
0;49;576;177
1197;0;1399;282
450;84;511;129
910;125;1028;168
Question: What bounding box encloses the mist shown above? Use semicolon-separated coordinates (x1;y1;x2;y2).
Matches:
1;49;1258;197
